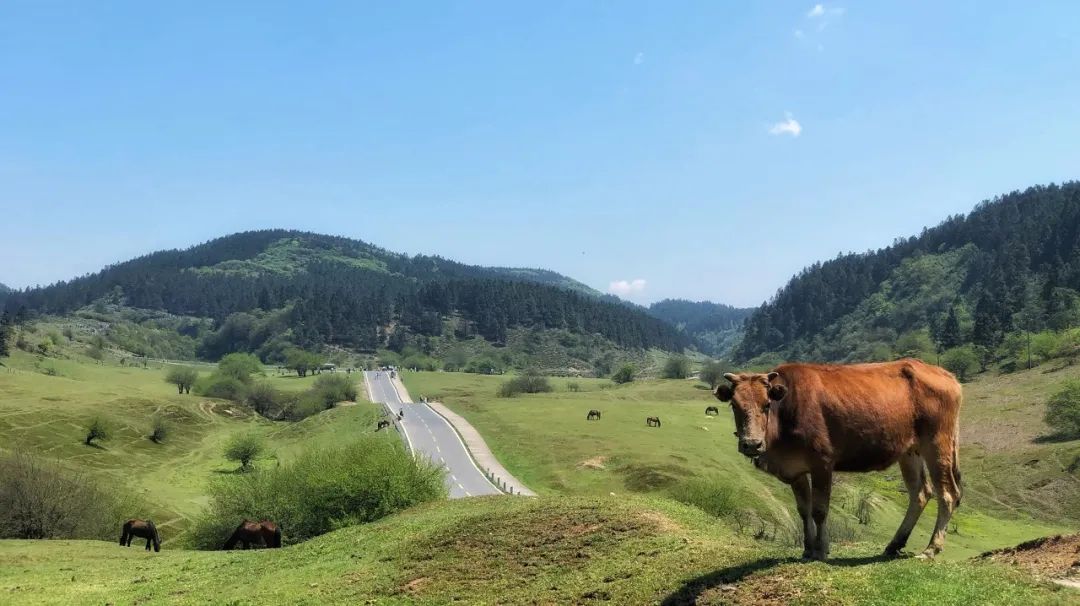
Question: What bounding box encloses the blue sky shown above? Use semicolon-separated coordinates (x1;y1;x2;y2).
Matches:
3;2;1080;306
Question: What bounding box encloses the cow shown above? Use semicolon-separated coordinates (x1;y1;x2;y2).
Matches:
646;416;661;427
586;409;601;420
705;405;720;416
713;359;962;561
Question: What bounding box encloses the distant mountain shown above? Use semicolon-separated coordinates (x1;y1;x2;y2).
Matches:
647;299;755;357
5;230;690;363
735;182;1080;364
0;283;10;293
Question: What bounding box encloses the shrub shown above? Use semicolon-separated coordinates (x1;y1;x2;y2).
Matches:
497;370;552;398
567;381;581;392
698;360;726;388
223;432;266;470
611;364;636;384
940;345;980;382
662;355;690;379
149;414;169;443
1045;380;1080;437
217;353;263;383
402;354;438;371
669;476;738;519
186;438;445;548
84;416;111;445
245;382;286;416
195;374;248;401
165;366;199;394
465;356;503;374
0;451;138;540
313;374;358;408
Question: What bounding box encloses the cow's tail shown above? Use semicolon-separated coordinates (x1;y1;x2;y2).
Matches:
951;391;963;508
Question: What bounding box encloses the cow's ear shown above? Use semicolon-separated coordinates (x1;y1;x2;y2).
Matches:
714;384;734;402
767;384;787;402
766;371;779;382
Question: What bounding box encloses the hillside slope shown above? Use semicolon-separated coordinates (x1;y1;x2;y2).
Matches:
735;182;1080;362
648;299;754;356
2;230;689;362
0;496;1071;605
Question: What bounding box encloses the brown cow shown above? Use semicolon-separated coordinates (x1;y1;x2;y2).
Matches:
714;359;962;561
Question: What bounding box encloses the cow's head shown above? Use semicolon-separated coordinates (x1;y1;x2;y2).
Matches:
713;371;787;458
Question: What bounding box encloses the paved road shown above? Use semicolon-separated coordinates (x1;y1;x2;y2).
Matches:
365;371;501;498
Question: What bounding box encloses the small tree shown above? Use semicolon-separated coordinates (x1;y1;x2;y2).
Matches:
84;416;111;446
612;364;636;384
662;355;690;379
1045;380;1080;437
940;345;980;382
699;360;726;388
149;415;169;444
285;348;321;377
223;432;265;471
165;367;199;394
217;353;263;383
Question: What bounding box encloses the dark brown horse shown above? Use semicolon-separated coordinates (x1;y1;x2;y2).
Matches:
376;420;390;431
705;406;720;416
120;519;161;552
646;416;661;427
586;409;601;420
223;520;282;550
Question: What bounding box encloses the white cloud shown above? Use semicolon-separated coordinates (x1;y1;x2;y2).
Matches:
608;279;647;297
807;4;825;18
793;29;804;39
633;51;645;65
769;112;802;137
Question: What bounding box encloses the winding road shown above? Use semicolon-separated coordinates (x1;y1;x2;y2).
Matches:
365;371;501;498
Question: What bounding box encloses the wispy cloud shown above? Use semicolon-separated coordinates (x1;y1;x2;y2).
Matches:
807;4;825;18
793;29;804;39
769;112;802;137
608;279;647;297
633;51;645;65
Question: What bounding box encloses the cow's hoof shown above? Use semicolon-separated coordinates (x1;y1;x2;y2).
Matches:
809;550;828;561
883;544;905;558
801;549;813;560
916;549;937;560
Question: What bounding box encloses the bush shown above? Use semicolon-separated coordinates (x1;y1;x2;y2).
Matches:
662;355;690;379
669;476;738;519
223;432;266;470
165;366;199;394
1045;380;1080;437
940;345;980;382
611;364;636;384
185;438;445;548
149;414;169;443
698;360;726;388
84;416;111;445
195;374;249;401
465;356;503;374
217;353;263;383
497;370;553;398
0;451;138;540
313;374;358;408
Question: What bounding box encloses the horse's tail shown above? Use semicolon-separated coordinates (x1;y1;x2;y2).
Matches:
222;523;243;550
272;526;282;548
147;520;161;552
120;521;130;546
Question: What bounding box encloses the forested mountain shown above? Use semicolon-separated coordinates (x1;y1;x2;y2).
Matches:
2;230;689;361
647;299;754;356
735;182;1080;364
0;283;10;292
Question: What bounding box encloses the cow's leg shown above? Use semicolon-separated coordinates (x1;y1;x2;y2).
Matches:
809;467;833;560
885;450;933;556
921;437;960;558
790;473;815;559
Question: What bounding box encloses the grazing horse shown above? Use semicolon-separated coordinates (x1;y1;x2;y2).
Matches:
646;416;661;427
714;360;963;560
223;520;282;550
120;519;161;552
586;409;601;420
376;420;390;431
705;406;720;416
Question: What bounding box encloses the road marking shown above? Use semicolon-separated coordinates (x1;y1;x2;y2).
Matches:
457;482;465;491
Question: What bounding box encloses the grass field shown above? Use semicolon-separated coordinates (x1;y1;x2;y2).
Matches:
0;350;382;540
402;368;1080;559
1;495;1073;605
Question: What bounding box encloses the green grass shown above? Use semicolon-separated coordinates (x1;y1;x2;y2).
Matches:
0;350;379;539
0;496;1071;605
401;369;1077;559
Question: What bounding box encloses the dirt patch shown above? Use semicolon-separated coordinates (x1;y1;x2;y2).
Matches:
578;456;608;470
617;463;690;492
638;511;681;533
401;577;430;593
980;534;1080;582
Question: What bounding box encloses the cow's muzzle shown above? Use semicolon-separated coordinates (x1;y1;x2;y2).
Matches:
738;438;764;458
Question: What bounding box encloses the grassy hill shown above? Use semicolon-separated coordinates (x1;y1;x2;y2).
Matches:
1;496;1072;605
647;299;755;357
